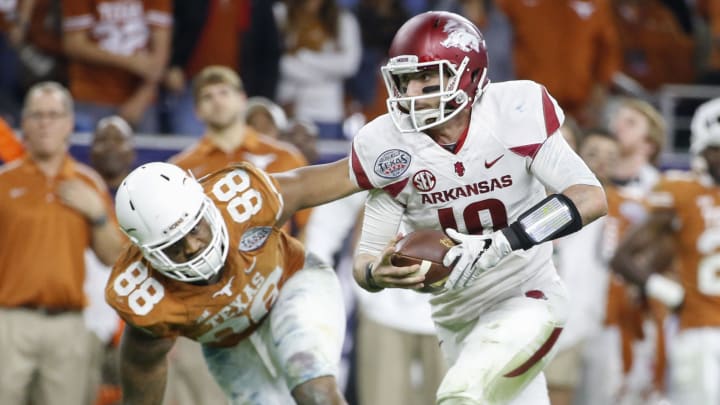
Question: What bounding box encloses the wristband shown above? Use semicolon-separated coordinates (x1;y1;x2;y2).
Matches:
365;262;383;292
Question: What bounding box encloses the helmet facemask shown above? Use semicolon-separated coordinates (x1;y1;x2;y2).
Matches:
138;195;229;283
382;55;475;133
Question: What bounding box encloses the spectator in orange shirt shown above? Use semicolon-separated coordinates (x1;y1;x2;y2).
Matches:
497;0;621;128
0;81;124;405
61;0;172;133
161;0;280;136
612;0;696;91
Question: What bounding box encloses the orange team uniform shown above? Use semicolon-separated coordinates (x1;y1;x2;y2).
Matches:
611;0;695;90
496;0;619;119
0;156;116;310
170;128;312;236
647;172;720;330
61;0;172;105
105;163;306;346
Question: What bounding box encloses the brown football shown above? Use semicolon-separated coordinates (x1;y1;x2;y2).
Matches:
390;229;456;293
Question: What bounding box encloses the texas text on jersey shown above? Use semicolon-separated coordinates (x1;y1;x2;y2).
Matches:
105;163;306;347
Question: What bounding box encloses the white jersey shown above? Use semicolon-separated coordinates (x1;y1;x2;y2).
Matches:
350;80;600;326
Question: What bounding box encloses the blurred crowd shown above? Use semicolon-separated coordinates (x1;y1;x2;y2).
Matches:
3;1;720;405
0;0;718;145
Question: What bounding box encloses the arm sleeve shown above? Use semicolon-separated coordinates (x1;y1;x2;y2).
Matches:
530;132;601;193
356;189;404;256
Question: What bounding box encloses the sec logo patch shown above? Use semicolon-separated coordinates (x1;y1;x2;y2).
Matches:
239;227;272;252
412;170;436;191
374;149;411;179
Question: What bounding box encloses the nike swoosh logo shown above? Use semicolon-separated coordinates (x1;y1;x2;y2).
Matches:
484;155;504;169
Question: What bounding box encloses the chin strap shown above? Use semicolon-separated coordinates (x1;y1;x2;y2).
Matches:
502;193;583;251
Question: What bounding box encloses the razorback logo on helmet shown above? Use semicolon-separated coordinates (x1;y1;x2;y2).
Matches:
374;149;411;179
413;170;436;192
239;226;272;252
441;20;481;53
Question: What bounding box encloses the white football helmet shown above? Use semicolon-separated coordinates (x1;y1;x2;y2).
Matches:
115;162;229;282
690;97;720;155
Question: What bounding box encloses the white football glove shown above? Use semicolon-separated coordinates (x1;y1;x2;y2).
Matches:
442;228;513;290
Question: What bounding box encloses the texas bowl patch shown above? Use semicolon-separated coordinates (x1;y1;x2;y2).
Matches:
239;227;272;252
374;149;411;179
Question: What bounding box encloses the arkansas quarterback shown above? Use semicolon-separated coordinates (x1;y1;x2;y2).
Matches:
346;11;607;404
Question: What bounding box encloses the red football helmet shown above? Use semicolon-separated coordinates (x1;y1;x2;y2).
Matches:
382;11;489;133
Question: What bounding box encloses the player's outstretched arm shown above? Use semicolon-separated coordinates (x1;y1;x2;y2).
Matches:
119;324;176;405
273;158;361;225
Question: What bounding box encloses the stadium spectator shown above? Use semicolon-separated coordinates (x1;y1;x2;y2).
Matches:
161;0;280;136
244;96;288;139
84;115;136;405
611;0;696;91
61;0;172;132
0;81;123;405
274;0;362;139
280;119;320;164
170;66;311;239
497;0;621;128
345;0;409;121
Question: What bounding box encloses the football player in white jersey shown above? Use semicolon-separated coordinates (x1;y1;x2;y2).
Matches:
342;11;608;404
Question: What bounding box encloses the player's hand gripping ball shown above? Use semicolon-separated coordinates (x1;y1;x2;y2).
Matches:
390;229;456;293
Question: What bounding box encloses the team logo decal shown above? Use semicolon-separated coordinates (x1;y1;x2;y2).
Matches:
441;20;481;52
454;162;465;177
374;149;412;179
239;227;272;252
413;170;436;192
